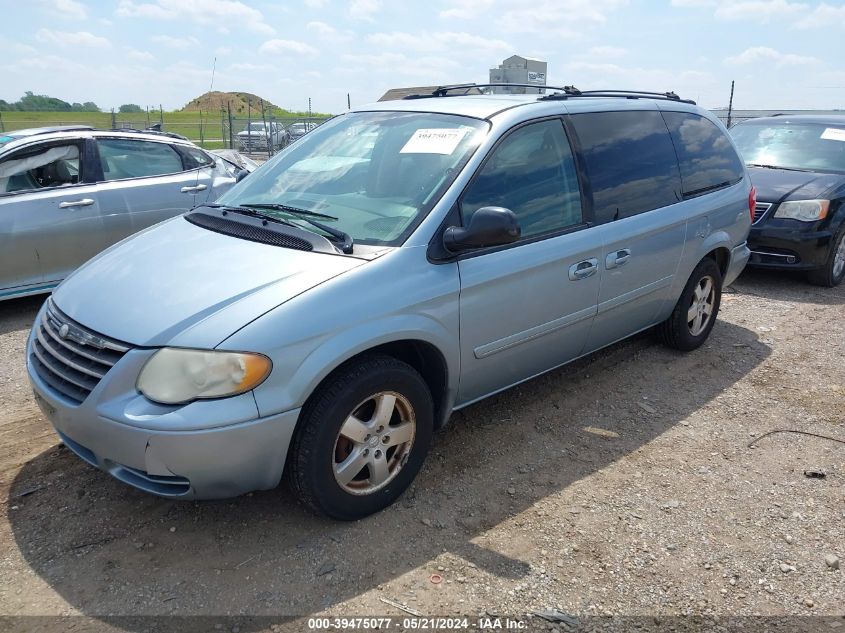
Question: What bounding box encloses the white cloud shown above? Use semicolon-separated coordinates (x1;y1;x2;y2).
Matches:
125;47;155;61
795;2;845;28
670;0;715;6
715;0;807;21
587;45;627;58
367;31;512;55
439;0;493;19
42;0;88;19
497;0;628;37
116;0;273;35
305;0;328;7
349;0;381;20
258;39;319;55
151;34;199;48
306;21;353;41
725;46;818;66
35;28;111;48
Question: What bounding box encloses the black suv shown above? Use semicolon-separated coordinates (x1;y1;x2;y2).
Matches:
730;115;845;287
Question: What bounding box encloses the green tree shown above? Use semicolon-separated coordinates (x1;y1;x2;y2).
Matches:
118;103;144;113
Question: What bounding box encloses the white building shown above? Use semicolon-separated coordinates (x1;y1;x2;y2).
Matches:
489;55;547;94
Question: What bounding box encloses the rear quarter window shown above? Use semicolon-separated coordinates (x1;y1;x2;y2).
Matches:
569;110;681;223
663;112;744;197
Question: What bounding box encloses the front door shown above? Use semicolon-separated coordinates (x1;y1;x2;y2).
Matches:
456;118;602;405
94;137;209;245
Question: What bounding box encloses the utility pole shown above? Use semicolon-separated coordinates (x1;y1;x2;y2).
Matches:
227;101;234;149
347;93;351;110
727;80;735;128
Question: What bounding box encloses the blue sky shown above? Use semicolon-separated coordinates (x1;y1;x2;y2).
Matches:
1;0;844;113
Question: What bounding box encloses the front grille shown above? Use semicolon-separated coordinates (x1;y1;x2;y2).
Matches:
753;202;773;225
30;299;131;405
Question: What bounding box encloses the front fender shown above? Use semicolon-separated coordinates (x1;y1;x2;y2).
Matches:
248;314;459;418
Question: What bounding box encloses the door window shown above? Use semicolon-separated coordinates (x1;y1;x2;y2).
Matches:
97;138;184;181
0;144;81;193
461;119;582;238
663;112;745;197
569;111;682;223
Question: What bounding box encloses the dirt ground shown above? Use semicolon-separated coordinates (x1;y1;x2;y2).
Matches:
0;269;843;632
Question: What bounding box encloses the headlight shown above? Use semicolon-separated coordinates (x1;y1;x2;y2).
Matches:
137;348;272;405
774;200;830;222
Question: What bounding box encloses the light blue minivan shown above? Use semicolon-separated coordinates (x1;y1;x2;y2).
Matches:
27;86;752;519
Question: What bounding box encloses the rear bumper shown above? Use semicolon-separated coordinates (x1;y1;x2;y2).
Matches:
747;225;833;271
724;241;750;286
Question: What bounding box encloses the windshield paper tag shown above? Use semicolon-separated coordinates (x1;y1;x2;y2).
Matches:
400;128;467;155
820;128;845;142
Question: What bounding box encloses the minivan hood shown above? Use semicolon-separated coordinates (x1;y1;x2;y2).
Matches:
52;216;365;347
747;166;844;203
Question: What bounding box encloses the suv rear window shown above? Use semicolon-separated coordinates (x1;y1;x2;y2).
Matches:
569;111;681;223
663;112;744;197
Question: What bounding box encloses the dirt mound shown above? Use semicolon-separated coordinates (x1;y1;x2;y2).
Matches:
181;91;279;114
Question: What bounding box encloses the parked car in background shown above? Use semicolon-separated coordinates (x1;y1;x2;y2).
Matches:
27;88;751;519
730;115;845;286
237;121;288;152
0;126;243;300
286;120;317;141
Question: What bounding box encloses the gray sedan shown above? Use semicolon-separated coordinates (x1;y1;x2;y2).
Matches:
0;126;246;300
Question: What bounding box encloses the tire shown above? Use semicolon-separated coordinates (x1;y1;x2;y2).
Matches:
807;225;845;287
288;354;434;520
658;258;723;352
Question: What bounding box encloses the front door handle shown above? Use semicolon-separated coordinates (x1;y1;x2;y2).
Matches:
568;258;598;281
180;184;208;193
58;198;94;209
606;248;631;269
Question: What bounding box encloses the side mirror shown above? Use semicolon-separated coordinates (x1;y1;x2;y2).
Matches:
443;207;520;252
236;169;250;182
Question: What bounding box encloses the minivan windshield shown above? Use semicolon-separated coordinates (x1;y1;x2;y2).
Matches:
730;121;845;175
218;111;488;246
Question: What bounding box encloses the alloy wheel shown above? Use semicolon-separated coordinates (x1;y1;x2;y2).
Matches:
833;234;845;280
687;275;716;337
332;391;416;495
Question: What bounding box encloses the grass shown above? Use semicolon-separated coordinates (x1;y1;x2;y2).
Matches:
0;110;331;149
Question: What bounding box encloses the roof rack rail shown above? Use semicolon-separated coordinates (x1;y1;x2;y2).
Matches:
408;83;695;105
539;88;696;105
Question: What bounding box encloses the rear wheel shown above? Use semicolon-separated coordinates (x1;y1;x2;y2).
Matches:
289;355;433;520
658;258;723;351
807;226;845;287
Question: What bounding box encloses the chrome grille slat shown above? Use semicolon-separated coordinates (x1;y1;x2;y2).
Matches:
32;340;98;392
45;302;129;353
30;299;133;405
35;325;107;379
753;202;772;225
40;314;120;367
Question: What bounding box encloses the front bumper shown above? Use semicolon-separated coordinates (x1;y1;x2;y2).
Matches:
26;324;300;500
747;224;833;271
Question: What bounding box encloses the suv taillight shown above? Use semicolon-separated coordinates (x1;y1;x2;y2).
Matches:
748;186;757;222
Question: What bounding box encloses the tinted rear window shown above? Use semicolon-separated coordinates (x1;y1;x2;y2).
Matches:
663;112;744;197
570;110;681;223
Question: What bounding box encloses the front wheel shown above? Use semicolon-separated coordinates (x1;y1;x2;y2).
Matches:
807;226;845;287
288;355;433;520
658;258;723;352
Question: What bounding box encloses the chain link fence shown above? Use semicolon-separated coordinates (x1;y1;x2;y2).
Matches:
0;109;332;160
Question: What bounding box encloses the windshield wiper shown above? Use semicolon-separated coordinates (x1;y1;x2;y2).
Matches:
197;202;298;228
746;163;814;173
241;202;338;221
240;203;353;254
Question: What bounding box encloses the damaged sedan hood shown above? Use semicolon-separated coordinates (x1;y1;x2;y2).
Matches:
51;216;365;347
